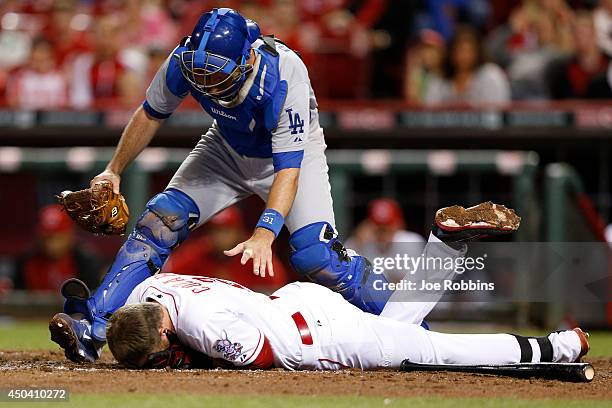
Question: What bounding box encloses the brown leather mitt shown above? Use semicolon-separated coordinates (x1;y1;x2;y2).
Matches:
56;181;129;235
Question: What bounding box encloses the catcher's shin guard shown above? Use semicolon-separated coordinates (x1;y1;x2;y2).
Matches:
289;222;392;315
67;189;199;342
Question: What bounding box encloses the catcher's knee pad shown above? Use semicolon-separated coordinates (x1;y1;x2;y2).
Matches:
289;222;392;315
81;189;199;341
136;188;200;250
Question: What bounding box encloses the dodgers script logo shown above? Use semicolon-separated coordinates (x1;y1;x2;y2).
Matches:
213;331;244;361
285;107;304;141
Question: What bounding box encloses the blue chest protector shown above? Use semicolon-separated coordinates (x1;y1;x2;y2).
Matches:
167;41;288;158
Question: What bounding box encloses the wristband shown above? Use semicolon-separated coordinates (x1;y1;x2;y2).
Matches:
256;208;284;237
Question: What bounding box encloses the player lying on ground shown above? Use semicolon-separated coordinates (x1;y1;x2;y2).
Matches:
104;268;589;370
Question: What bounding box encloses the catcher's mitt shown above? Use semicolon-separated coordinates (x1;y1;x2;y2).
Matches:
56;181;129;235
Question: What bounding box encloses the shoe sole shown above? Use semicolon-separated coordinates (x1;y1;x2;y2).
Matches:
573;327;590;362
435;201;521;232
60;278;91;300
49;314;90;364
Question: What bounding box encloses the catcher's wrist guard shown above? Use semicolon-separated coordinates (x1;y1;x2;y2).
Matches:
56;181;129;235
256;208;284;238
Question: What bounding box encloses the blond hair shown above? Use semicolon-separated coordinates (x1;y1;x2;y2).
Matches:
106;303;163;367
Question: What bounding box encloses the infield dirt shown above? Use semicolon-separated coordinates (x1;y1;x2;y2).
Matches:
1;350;611;400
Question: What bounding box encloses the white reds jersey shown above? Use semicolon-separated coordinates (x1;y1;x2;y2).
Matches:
126;273;412;371
126;273;303;369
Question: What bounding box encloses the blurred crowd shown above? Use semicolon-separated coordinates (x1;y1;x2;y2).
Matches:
1;203;290;294
406;0;612;104
1;0;612;109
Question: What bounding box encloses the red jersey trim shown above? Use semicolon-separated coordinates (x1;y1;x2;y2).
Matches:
248;336;274;370
243;330;263;364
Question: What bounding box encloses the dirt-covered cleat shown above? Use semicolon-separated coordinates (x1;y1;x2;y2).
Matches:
49;313;101;363
433;201;521;243
573;327;590;362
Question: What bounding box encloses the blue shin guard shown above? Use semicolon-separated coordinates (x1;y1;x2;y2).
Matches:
289;222;393;315
64;188;199;342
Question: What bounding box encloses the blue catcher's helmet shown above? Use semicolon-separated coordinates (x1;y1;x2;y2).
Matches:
175;8;260;102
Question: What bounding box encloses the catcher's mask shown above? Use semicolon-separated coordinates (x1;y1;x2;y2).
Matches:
174;8;259;102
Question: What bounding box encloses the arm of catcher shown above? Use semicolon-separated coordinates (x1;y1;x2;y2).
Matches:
263;167;300;221
224;168;300;278
92;106;163;194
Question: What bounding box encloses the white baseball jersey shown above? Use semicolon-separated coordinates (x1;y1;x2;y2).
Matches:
126;273;302;369
126;272;583;370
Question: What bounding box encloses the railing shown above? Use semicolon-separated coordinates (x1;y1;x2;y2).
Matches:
544;164;612;327
0;147;540;235
2;101;612;135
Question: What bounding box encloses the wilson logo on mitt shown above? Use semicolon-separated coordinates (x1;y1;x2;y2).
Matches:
56;181;129;235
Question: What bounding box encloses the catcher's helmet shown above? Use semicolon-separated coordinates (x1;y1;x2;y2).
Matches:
175;8;260;102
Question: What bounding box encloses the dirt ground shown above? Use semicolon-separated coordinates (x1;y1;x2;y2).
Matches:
1;351;611;400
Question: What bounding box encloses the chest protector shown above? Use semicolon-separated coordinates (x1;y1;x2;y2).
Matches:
169;38;288;158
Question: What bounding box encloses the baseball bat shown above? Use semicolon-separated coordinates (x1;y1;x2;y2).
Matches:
399;360;594;383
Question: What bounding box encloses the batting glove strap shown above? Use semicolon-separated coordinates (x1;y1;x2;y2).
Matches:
256;208;284;238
